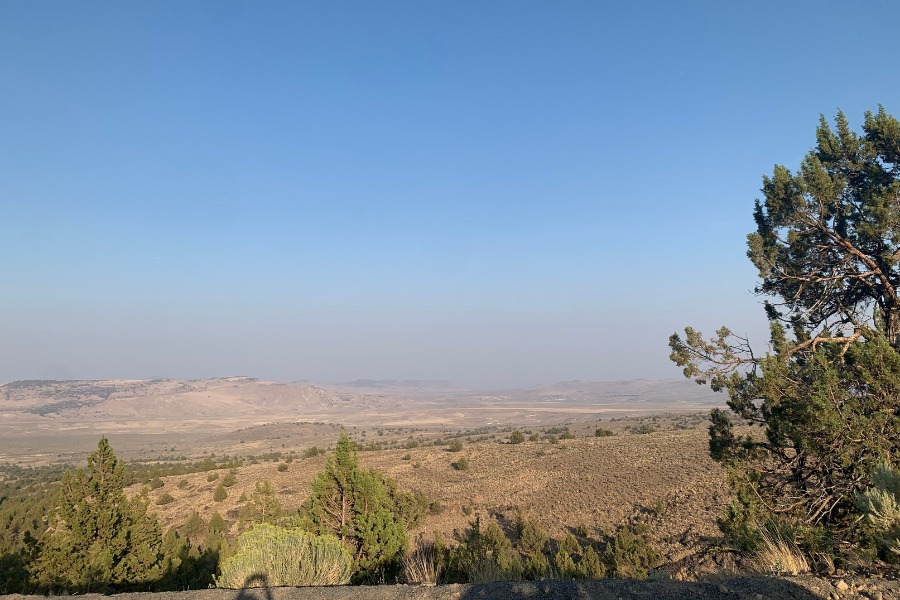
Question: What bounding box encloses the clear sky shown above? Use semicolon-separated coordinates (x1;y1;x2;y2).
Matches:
1;1;898;387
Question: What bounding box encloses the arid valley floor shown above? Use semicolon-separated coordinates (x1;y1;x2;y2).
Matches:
2;377;895;599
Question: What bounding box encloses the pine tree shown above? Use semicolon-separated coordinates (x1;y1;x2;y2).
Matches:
302;433;408;582
239;481;282;528
34;437;165;592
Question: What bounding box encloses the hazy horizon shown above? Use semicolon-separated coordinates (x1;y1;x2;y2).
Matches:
2;2;897;388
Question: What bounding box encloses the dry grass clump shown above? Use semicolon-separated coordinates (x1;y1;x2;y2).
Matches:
753;530;810;575
403;537;443;584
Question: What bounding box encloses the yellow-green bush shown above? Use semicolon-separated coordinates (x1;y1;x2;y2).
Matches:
216;524;352;588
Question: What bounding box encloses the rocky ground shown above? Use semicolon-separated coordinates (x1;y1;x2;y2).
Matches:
5;575;900;600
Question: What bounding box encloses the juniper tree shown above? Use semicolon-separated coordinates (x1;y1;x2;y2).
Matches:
670;107;900;557
34;437;165;592
301;433;408;582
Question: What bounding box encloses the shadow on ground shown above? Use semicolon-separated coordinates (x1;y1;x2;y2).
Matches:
458;578;824;599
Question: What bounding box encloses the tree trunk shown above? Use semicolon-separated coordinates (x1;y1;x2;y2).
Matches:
886;306;900;349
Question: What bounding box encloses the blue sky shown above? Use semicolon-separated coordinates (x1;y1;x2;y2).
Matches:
1;1;898;386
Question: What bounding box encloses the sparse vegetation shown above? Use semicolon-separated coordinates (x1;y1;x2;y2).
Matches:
509;431;525;444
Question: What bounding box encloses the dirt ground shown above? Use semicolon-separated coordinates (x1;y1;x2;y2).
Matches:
5;575;900;600
134;425;730;580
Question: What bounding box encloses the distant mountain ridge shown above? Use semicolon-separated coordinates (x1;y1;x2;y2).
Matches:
0;376;722;421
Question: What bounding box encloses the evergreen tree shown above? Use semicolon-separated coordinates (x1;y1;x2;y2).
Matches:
670;107;900;560
302;433;408;582
34;437;165;592
239;481;282;528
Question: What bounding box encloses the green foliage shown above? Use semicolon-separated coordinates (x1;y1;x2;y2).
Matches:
302;446;323;459
221;473;237;488
301;433;410;583
207;472;219;482
149;477;164;490
670;108;900;563
856;462;900;561
176;479;189;489
33;437;166;593
509;431;525;444
515;515;548;557
522;552;550;579
594;428;615;437
553;549;577;578
156;493;175;505
448;439;464;452
456;517;522;582
277;462;288;472
454;457;470;471
559;532;581;556
216;524;352;587
239;481;282;527
602;526;659;580
213;483;227;502
580;545;605;579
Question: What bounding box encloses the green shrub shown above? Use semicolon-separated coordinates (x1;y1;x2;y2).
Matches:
454;457;469;471
216;524;352;587
856;462;900;560
240;481;282;527
559;431;575;440
428;501;443;515
207;472;219;482
456;517;522;583
177;479;189;489
277;463;288;472
528;433;540;442
213;484;227;502
149;477;164;490
515;515;548;556
559;532;581;556
554;549;577;578
603;526;659;579
302;446;323;458
594;428;615;437
401;453;411;461
221;473;237;487
448;439;464;452
509;431;525;444
523;552;550;579
156;492;175;505
580;546;605;578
